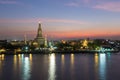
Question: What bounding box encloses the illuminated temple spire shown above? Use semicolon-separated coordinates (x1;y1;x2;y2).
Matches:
44;34;48;47
36;22;43;38
24;34;27;45
35;22;45;47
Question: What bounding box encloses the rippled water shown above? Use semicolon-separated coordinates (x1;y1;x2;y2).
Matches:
0;53;120;80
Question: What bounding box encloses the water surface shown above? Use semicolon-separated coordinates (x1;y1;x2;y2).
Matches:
0;53;120;80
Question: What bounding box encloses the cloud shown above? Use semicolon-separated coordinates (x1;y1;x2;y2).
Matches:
0;18;88;24
42;18;87;24
65;2;80;7
65;0;92;7
0;0;18;4
83;0;91;4
93;2;120;12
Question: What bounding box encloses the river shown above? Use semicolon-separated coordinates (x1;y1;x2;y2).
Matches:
0;53;120;80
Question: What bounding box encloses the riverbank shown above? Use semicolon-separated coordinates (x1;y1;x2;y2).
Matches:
0;50;119;54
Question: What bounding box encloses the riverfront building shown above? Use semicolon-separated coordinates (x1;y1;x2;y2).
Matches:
33;22;48;48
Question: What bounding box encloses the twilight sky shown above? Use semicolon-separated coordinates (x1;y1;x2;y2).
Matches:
0;0;120;40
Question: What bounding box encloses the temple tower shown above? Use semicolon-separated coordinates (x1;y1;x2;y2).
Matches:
24;34;27;45
35;22;45;47
36;23;42;38
44;34;48;47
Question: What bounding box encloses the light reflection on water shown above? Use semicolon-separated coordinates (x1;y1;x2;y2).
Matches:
48;54;56;80
23;57;30;80
0;53;120;80
61;54;65;66
1;54;4;61
71;54;74;66
61;54;65;80
70;54;75;80
0;54;5;75
13;54;32;80
13;55;17;75
94;53;107;80
99;53;106;80
94;53;99;67
94;53;99;80
0;54;4;76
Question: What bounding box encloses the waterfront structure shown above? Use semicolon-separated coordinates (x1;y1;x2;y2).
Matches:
34;23;46;48
10;40;25;46
24;34;27;45
44;35;48;47
0;40;7;47
8;22;48;51
0;22;120;53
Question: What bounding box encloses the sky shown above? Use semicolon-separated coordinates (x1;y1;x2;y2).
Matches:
0;0;120;40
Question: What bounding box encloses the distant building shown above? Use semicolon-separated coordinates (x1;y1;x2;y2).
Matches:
9;23;48;49
10;40;25;46
0;40;7;47
34;23;46;48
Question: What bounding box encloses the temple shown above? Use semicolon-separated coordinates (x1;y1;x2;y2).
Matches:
34;22;45;47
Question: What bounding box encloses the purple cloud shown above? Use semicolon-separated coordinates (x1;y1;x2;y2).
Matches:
94;2;120;12
83;0;91;3
0;18;88;24
0;0;18;4
65;2;80;7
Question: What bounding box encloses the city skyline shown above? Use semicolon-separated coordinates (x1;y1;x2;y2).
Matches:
0;0;120;40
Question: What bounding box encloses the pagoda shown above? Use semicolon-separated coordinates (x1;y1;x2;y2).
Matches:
35;22;45;47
